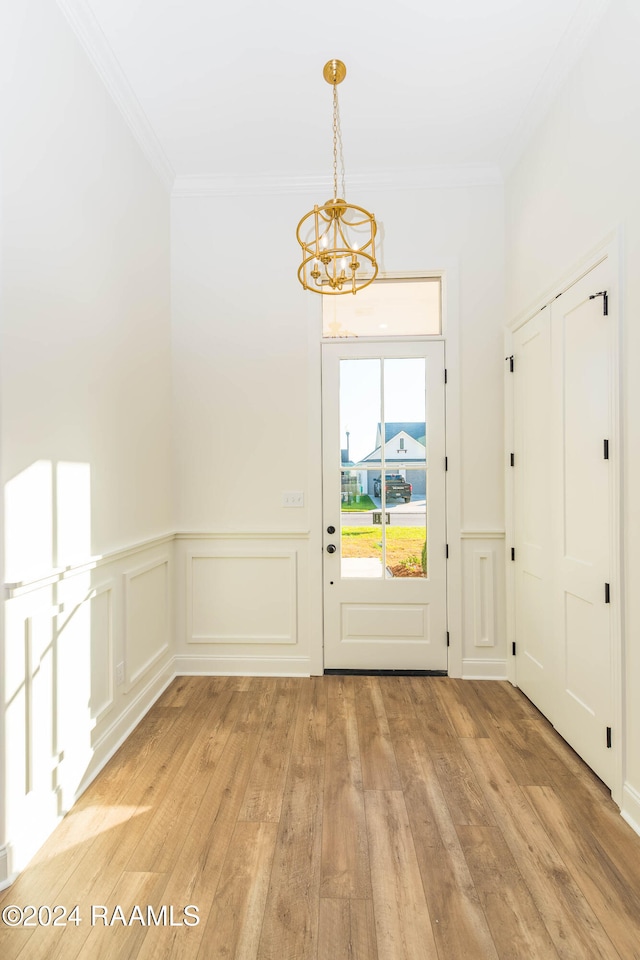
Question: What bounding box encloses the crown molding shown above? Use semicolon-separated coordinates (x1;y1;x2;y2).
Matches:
56;0;175;192
501;0;614;176
172;164;503;199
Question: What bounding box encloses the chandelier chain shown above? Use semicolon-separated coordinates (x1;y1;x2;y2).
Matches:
332;84;338;200
332;84;346;201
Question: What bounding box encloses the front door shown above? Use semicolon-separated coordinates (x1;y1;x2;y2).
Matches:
322;341;447;670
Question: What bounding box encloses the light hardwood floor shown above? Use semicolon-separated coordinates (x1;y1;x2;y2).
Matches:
2;675;640;960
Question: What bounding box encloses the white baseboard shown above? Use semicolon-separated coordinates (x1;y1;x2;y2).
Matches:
621;781;640;838
461;658;508;680
174;654;312;677
0;845;15;891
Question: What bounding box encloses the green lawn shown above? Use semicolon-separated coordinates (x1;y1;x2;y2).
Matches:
340;495;377;512
341;525;427;575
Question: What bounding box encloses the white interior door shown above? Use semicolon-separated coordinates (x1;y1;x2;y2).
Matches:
513;259;617;788
550;262;615;786
513;307;556;721
322;341;447;670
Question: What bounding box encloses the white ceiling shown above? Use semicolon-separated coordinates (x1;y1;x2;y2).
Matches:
68;0;612;186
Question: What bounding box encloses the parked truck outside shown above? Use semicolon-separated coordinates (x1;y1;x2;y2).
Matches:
373;474;412;502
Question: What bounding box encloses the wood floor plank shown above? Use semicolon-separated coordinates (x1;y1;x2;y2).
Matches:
317;899;378;960
465;681;559;786
257;754;325;960
64;870;169;960
354;677;401;791
158;676;230;710
524;785;640;960
365;789;439;960
430;742;497;827
239;678;301;822
196;821;278;960
231;678;275;735
388;717;499;960
320;688;371;899
538;771;640;897
125;688;242;872
461;737;621;960
291;677;327;761
457;825;561;960
407;678;462;762
133;692;273;960
378;676;417;719
325;674;356;703
407;682;496;826
431;678;489;738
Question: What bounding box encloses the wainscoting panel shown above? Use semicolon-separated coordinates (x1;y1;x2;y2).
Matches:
89;584;114;724
472;549;495;647
174;534;311;675
461;532;507;679
123;556;171;687
188;551;297;644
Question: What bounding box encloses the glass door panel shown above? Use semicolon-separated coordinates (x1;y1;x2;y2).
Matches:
339;356;429;579
339;359;382;579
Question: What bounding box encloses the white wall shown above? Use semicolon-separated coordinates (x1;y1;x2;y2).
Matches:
171;180;506;676
1;0;173;880
505;0;640;830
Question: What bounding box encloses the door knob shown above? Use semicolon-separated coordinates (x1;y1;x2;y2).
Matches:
327;525;336;534
326;544;337;554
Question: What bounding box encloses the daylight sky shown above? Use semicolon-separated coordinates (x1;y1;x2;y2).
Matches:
340;357;426;463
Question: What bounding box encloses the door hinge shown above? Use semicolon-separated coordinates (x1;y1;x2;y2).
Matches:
589;290;608;315
510;452;515;467
445;544;449;559
444;368;448;384
606;726;612;749
604;439;609;460
445;456;448;471
505;355;514;372
512;642;516;656
511;547;516;561
447;631;450;647
605;582;611;604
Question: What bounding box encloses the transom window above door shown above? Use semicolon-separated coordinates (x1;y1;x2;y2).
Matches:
322;277;441;338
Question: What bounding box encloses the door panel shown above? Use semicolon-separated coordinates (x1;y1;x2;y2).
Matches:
322;341;446;670
513;259;616;789
513;308;556;720
551;262;614;786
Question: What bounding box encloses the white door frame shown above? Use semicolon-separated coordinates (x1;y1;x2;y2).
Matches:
504;233;624;806
306;266;463;676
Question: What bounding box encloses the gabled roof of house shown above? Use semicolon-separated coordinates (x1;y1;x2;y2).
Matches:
377;422;426;445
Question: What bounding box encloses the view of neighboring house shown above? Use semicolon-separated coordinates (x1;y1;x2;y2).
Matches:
351;421;427;499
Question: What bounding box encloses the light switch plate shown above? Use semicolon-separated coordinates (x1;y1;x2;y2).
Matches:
282;490;304;507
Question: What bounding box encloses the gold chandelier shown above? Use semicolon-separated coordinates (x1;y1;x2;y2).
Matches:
296;60;378;296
